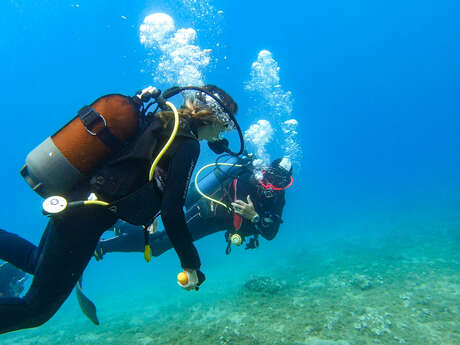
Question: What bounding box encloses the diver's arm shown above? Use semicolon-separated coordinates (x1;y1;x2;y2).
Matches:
254;196;285;241
146;204;226;257
161;138;201;270
97;199;223;258
97;229;145;254
255;214;281;240
232;194;283;241
94;222;146;258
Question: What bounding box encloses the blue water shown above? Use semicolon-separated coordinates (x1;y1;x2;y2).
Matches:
1;1;459;344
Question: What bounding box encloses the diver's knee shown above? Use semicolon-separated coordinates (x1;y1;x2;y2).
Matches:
22;298;61;328
26;305;58;328
26;314;51;328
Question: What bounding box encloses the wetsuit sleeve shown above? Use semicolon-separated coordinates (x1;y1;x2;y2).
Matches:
161;138;201;269
255;195;285;241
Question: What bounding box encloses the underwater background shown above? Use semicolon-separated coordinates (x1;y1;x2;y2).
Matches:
1;0;459;344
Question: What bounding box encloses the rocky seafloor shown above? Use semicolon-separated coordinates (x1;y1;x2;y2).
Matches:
2;219;459;345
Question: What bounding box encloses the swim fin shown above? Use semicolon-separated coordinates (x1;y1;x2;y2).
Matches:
76;277;100;325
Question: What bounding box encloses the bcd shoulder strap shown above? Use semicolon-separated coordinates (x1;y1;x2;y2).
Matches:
89;118;164;201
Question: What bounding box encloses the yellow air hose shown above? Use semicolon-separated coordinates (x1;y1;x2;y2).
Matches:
194;162;243;211
145;100;180;262
83;200;110;207
149;101;180;182
80;100;180;211
194;162;246;251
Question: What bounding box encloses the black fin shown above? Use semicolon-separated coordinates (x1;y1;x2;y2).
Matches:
76;277;100;326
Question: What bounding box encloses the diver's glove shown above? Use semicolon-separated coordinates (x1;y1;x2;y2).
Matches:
245;236;259;250
93;243;105;261
177;269;206;291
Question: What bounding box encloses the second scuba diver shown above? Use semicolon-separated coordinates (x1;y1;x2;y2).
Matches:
0;84;243;334
94;155;293;259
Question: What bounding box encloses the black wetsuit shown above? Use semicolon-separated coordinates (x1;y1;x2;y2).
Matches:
0;122;201;333
98;170;285;257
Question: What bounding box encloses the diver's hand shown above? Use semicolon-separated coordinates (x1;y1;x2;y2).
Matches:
177;269;206;291
231;195;258;221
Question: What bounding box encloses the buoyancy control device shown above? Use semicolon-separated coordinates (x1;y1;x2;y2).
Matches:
20;85;245;200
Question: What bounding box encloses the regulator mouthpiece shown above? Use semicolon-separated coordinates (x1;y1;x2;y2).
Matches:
208;138;230;154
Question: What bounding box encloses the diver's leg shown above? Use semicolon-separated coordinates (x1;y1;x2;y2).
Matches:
0;209;116;334
113;221;142;235
148;231;172;256
98;202;225;257
150;204;223;257
186;204;224;241
98;225;145;254
0;229;39;274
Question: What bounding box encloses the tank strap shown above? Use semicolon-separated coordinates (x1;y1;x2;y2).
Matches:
232;178;243;231
78;106;123;152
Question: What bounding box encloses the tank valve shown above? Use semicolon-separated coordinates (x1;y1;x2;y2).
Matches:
135;86;161;103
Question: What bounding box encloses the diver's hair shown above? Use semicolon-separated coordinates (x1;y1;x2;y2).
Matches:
157;97;225;129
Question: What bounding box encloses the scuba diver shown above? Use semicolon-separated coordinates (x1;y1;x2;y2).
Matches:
0;84;244;334
0;263;28;298
94;155;293;259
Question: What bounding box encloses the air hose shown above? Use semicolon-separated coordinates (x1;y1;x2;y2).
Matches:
193;162;243;211
148;101;180;181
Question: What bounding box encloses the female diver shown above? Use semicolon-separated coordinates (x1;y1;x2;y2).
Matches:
0;84;240;333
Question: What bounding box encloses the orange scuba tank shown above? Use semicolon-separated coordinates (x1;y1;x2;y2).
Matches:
20;94;140;198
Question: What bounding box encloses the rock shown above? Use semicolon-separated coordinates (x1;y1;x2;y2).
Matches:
350;274;373;291
243;276;285;295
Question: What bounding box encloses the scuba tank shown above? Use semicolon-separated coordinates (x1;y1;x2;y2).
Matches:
20;85;246;201
20;94;140;198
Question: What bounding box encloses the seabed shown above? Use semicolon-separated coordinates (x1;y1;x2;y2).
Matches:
2;219;459;345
